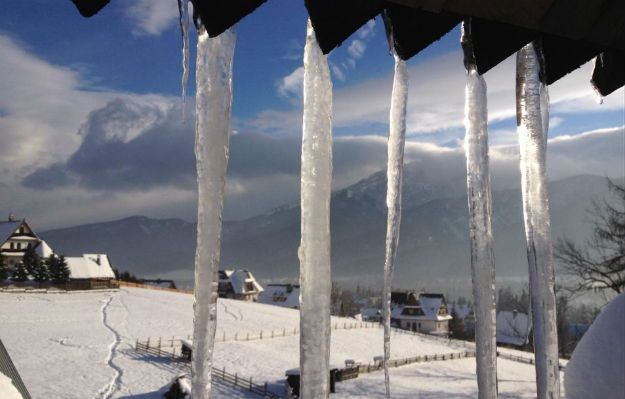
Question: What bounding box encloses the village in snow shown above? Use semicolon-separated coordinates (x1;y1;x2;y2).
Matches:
1;0;624;399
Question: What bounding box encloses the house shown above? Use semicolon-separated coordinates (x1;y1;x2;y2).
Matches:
360;307;382;323
258;284;300;309
496;310;532;347
65;254;117;290
217;269;263;301
0;216;42;268
391;292;452;336
0;339;32;399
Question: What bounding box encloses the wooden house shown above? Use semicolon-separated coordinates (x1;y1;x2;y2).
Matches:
391;292;452;336
217;269;263;301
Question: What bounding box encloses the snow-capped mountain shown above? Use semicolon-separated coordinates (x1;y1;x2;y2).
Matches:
40;172;621;288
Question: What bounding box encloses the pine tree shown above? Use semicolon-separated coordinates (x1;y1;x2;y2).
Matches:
32;261;49;284
11;262;29;282
0;255;8;281
49;255;71;283
22;246;41;276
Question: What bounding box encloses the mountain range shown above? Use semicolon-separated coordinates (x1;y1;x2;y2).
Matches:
40;170;620;290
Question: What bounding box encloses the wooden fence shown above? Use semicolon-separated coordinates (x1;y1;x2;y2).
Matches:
116;280;193;294
351;350;476;378
135;340;285;398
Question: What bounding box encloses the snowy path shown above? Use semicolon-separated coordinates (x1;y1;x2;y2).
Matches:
93;295;125;399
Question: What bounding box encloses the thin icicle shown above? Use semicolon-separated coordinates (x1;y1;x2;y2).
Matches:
382;53;408;399
465;67;498;399
177;0;190;116
516;42;561;399
191;26;236;399
299;19;333;399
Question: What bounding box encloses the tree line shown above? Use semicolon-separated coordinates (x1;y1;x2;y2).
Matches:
0;247;70;284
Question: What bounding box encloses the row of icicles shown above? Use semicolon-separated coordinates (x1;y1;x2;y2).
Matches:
178;2;564;397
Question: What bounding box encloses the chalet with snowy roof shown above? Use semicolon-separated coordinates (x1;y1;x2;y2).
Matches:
0;216;49;268
258;284;300;309
65;254;117;290
391;292;452;336
217;269;263;301
496;310;532;348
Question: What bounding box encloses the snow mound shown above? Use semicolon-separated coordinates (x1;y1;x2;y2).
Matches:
565;293;624;399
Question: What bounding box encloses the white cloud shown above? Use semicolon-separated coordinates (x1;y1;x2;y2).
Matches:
357;20;377;39
124;0;179;36
347;39;366;59
276;66;304;98
250;50;625;137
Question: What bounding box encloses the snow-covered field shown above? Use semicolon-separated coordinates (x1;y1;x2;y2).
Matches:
0;287;560;398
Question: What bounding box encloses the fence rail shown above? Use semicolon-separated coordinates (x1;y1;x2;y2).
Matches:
352;350;476;377
135;340;285;398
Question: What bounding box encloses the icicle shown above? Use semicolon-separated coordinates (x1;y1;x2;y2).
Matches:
464;67;498;399
461;21;498;398
177;0;190;117
191;25;236;399
382;53;408;399
516;42;561;399
299;19;333;399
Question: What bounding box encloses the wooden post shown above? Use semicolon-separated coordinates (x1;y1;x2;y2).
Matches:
264;382;268;394
249;377;253;391
235;373;238;386
246;332;249;341
260;330;263;340
235;332;238;341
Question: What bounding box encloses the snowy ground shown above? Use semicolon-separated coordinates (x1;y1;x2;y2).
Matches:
0;288;561;398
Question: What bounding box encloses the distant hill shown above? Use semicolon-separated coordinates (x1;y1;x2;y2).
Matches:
41;172;621;288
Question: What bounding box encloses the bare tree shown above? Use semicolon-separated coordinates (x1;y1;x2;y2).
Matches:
555;179;625;294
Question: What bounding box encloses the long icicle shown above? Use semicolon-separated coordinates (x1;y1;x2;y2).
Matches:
516;41;561;399
191;26;236;399
299;19;333;399
464;67;498;399
177;0;190;116
382;53;408;399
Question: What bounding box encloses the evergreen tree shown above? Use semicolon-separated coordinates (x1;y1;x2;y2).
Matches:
11;262;29;282
22;246;41;276
32;260;49;284
0;255;8;281
50;255;71;283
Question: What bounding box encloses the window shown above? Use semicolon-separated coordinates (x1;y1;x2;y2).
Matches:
10;242;14;249
19;227;24;234
246;282;255;292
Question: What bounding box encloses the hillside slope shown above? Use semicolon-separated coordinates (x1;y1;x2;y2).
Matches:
41;174;620;287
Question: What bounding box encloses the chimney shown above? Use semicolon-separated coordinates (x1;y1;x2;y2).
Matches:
8;213;15;222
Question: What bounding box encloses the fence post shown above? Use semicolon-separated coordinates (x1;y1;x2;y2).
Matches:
171;336;174;347
249;377;253;391
246;333;249;341
264;382;268;394
147;337;150;348
272;330;274;338
283;328;286;336
235;373;238;387
260;330;263;340
235;332;238;341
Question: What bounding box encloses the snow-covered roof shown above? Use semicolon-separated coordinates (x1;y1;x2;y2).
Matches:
360;307;382;319
0;221;23;244
258;284;300;308
496;311;532;347
227;270;263;295
66;254;115;279
34;241;54;258
391;293;452;321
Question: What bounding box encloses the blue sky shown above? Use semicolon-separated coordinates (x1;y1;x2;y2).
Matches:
0;0;623;229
